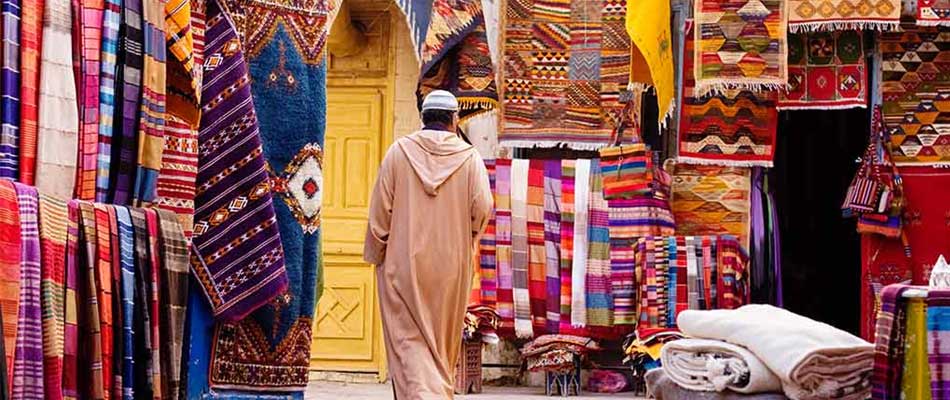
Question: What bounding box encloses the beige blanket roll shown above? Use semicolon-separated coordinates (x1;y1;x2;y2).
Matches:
661;338;782;394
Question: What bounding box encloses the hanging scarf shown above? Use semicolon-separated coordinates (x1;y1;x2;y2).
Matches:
872;284;912;400
0;180;21;385
18;0;44;185
479;159;497;307
38;195;67;399
543;160;561;334
494;159;514;334
112;0;144;205
927;289;950;399
527;160;546;334
93;204;116;398
717;236;749;309
625;0;674;126
765;174;783;307
586;160;612;327
11;183;43;399
35;0;80;200
77;0;105;200
154;116;198;238
107;204;122;400
96;0;123;202
190;0;288;321
558;160;575;334
607;199;639;325
156;210;188;399
76;202;105;399
570;159;590;328
63;201;82;399
1;0;22;179
510;159;533;338
114;206;135;400
134;0;169;204
145;210;164;398
129;209;154;399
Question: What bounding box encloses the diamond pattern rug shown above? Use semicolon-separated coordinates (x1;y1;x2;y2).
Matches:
788;0;900;32
670;164;752;250
880;26;950;166
778;30;867;110
918;0;950;26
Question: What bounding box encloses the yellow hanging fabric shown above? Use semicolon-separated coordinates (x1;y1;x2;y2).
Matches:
902;298;932;400
624;0;674;127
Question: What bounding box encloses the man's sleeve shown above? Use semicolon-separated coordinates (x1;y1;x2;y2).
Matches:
363;147;397;265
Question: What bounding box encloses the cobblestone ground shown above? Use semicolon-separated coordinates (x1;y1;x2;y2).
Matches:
305;381;645;399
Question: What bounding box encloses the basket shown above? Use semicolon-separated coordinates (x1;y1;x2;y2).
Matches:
454;340;483;394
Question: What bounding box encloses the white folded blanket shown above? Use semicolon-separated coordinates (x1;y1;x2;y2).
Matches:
661;338;782;394
677;305;874;400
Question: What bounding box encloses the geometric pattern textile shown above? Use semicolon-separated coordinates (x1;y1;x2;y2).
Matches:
880;26;950;166
671;164;753;249
679;21;778;168
918;0;950;26
778;30;867;110
788;0;900;32
499;0;635;149
692;0;788;96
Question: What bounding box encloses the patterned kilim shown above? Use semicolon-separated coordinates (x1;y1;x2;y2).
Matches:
38;195;68;399
543;160;561;334
18;0;43;185
0;180;20;385
93;204;116;399
510;159;532;338
418;19;498;122
494;159;514;334
499;0;634;149
1;0;21;179
114;206;135;400
12;183;43;398
870;284;912;400
778;30;867;110
679;21;778;168
191;0;288;322
692;0;787;96
157;210;189;400
586;160;612;327
918;0;950;26
211;0;328;390
96;0;123;202
35;0;80;200
112;0;143;205
417;0;482;75
880;26;950;166
558;160;576;334
788;0;900;32
165;0;200;126
928;289;950;399
479;160;497;307
76;202;105;399
134;0;168;204
671;164;753;249
527;160;547;334
154;116;197;238
77;0;105;200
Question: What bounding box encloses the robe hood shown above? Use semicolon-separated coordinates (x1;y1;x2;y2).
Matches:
397;129;475;196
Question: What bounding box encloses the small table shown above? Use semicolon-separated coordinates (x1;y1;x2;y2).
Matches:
544;353;582;397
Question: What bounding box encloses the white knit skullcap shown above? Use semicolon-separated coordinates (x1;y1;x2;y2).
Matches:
421;90;459;112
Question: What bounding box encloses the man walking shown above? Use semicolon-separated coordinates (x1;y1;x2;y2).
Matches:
364;90;493;399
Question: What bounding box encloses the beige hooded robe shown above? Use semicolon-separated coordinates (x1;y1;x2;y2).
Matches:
364;129;493;399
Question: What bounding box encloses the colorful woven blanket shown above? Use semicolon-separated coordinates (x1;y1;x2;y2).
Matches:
18;0;42;186
38;195;68;399
500;0;634;149
1;0;21;180
12;183;43;399
671;164;753;249
570;159;590;328
114;206;135;400
559;160;576;334
418;0;482;74
788;0;900;32
871;284;913;400
96;0;122;203
543;160;561;334
928;289;950;399
918;0;950;26
586;160;612;327
495;159;514;334
679;21;778;168
479;159;497;307
692;0;787;96
0;180;20;385
133;0;168;204
511;159;533;338
881;26;950;166
157;210;189;399
154;116;198;238
527;160;547;334
607;199;639;325
625;0;674;125
113;0;144;205
778;31;867;111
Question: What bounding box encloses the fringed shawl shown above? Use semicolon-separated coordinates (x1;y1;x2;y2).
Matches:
494;159;514;334
542;160;561;334
510;159;532;338
11;183;43;398
585;160;612;327
38;195;68;399
0;180;21;384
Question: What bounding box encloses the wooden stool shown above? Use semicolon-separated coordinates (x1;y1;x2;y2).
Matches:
544;353;582;397
454;340;483;394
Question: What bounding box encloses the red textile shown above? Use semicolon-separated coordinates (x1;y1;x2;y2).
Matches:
0;180;20;385
19;0;44;184
861;167;950;340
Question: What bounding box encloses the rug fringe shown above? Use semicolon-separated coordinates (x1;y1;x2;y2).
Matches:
694;80;788;98
895;161;950;168
915;20;950;27
500;140;608;151
788;20;900;33
776;103;867;111
676;156;773;168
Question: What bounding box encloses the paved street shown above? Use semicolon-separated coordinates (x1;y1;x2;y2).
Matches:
305;381;644;399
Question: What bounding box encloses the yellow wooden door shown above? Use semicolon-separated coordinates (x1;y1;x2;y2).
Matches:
310;86;388;376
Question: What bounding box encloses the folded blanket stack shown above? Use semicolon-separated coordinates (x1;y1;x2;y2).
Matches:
661;338;782;394
676;305;875;400
647;368;789;400
521;334;600;373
